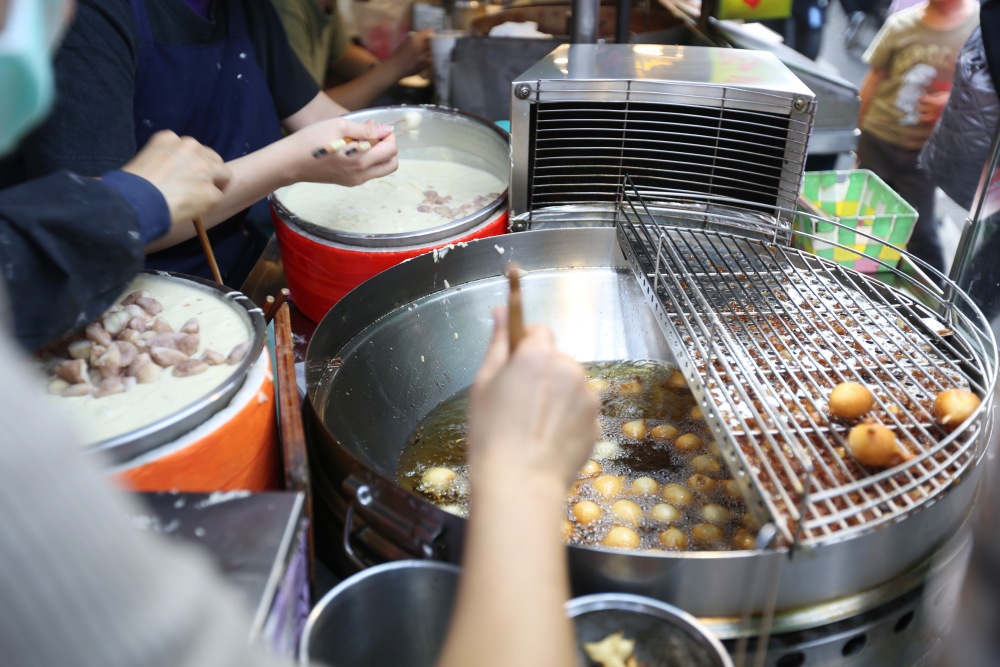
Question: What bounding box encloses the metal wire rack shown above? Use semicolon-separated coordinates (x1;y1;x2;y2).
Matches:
614;177;997;549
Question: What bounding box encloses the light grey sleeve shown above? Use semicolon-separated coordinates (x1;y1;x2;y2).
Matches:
0;327;295;667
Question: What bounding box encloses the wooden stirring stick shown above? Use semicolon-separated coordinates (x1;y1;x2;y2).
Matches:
507;264;524;354
192;216;223;285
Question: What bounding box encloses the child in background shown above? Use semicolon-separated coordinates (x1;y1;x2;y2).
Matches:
856;0;979;276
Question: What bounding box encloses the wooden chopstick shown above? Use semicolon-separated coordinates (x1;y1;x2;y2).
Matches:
262;288;290;324
507;264;524;354
192;216;224;285
273;302;314;594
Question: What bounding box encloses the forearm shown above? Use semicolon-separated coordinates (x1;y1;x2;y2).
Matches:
858;68;886;126
324;64;402;111
436;466;577;667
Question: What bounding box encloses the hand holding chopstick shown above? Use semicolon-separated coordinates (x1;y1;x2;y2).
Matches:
506;263;525;354
312;114;421;160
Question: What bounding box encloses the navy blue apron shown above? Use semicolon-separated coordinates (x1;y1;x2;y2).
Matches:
130;0;283;284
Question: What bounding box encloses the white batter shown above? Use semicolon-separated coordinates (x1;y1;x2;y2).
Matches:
45;273;252;447
275;159;505;235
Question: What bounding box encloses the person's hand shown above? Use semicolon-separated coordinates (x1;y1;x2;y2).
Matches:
917;90;950;125
121;130;231;224
385;29;433;80
290;117;398;186
467;307;599;490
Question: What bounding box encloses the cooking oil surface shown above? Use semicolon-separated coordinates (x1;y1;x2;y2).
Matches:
397;360;758;552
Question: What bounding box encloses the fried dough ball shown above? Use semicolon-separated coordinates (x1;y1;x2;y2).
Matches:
933;389;981;429
702;503;731;526
828;382;875;419
688;473;717;495
650;423;679;441
666;369;687;390
658;527;688;550
611;500;643;527
661;483;693;507
630;476;659;495
847;424;914;468
647;503;681;525
621;419;648;440
587;377;610;394
618;379;644;395
579;460;602;477
691;523;725;546
420;467;457;495
592;475;625;498
561;518;574;541
732;528;755;550
572;500;603;525
602;526;641;549
722;479;743;499
691;454;722;475
689;405;704;420
674;433;703;452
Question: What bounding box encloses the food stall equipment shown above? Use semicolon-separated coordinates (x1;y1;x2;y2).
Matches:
298;40;996;664
507;43;815;230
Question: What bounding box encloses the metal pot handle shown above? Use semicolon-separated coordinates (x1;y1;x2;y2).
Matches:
342;474;447;570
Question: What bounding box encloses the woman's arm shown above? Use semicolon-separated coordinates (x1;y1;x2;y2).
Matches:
436;310;598;667
146;109;396;251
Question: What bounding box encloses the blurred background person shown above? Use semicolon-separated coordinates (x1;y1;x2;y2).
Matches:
856;0;979;276
272;0;432;111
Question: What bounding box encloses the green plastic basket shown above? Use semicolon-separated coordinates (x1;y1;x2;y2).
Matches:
793;170;917;273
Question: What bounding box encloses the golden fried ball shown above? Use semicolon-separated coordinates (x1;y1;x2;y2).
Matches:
933;389;981;429
618;379;644;395
847;423;914;468
648;503;681;525
420;467;457;495
702;503;731;526
579;460;602;477
602;526;641;549
658;527;688;550
587;377;610;394
572;500;603;525
732;528;755;550
828;382;875;419
688;473;717;495
621;419;648;440
691;454;722;475
691;523;725;545
666;369;687;390
661;483;694;507
561;518;574;541
742;513;761;531
592;474;625;498
689;405;704;420
611;500;643;526
675;433;704;452
722;479;743;499
630;476;659;495
650;423;679;441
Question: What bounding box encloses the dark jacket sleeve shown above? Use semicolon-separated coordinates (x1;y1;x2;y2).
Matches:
0;172;145;351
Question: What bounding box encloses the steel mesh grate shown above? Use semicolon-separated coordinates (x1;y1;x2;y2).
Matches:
615;180;996;548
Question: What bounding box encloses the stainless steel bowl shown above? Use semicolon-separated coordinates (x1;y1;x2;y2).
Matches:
299;560;460;666
271;104;509;249
86;270;265;465
568;593;733;667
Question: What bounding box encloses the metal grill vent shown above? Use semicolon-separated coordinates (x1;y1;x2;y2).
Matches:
510;44;817;229
528;100;793;214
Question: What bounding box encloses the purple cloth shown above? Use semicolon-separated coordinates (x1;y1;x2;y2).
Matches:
182;0;212;19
